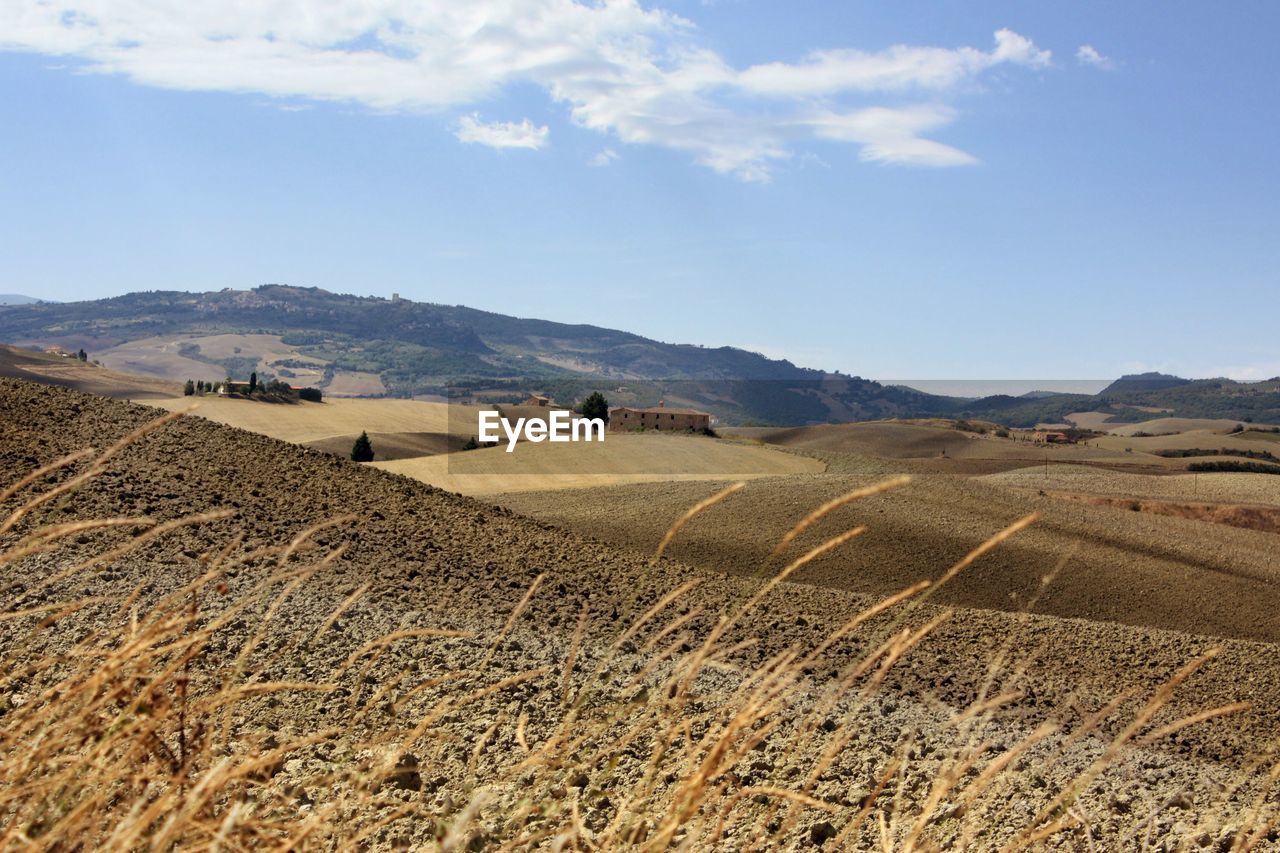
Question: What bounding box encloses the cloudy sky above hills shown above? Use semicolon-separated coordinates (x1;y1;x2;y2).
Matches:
1;1;1276;379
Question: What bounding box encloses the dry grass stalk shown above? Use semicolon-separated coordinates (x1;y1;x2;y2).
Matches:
769;474;911;557
650;480;745;565
0;423;1273;850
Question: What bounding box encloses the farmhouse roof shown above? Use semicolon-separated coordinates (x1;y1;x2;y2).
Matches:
609;405;710;417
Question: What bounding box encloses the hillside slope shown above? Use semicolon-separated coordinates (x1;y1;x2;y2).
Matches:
0;286;963;423
0;342;178;399
3;378;1280;847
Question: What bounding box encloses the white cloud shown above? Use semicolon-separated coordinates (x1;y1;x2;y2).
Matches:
589;147;619;166
737;28;1050;97
1076;45;1114;70
0;2;1052;180
455;114;548;149
804;106;979;167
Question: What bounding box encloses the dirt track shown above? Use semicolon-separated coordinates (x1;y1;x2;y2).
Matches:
3;379;1280;848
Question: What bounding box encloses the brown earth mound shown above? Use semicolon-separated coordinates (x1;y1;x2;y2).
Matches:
0;343;178;399
1050;492;1280;535
499;463;1280;643
729;422;980;458
727;421;1132;471
3;378;1280;848
304;430;464;460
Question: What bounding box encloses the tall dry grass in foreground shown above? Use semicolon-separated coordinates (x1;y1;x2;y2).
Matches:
1;415;1278;850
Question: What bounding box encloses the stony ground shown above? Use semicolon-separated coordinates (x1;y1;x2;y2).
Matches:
2;378;1279;850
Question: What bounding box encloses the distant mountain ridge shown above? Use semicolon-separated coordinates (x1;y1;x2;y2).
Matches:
0;294;48;305
1;286;1277;426
1100;372;1191;395
0;286;954;424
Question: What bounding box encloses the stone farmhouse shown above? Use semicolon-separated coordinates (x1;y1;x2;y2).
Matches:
608;401;711;433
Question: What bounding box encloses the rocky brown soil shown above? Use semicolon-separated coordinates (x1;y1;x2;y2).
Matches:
3;378;1279;849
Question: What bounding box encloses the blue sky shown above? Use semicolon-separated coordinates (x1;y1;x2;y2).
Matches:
1;1;1277;381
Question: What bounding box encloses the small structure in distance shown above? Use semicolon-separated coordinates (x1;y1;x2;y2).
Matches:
608;400;711;433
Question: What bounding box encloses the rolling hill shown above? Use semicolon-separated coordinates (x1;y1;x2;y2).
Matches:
3;286;1278;426
7;376;1280;847
1100;371;1192;394
0;285;961;423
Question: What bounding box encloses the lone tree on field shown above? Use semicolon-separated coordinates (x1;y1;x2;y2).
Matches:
76;349;87;362
579;391;610;425
351;431;374;462
248;371;258;394
183;379;195;396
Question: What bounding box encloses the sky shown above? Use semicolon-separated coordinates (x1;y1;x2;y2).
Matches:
1;1;1277;382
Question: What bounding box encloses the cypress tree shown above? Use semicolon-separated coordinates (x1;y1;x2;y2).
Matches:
579;391;610;424
351;431;374;462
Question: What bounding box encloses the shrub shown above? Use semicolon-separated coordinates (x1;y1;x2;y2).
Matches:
298;387;323;403
1187;460;1280;475
183;379;195;396
953;419;987;434
1154;448;1278;463
350;431;374;462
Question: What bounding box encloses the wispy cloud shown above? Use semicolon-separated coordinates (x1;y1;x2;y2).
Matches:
806;105;979;167
1076;45;1114;70
589;148;619;167
736;29;1050;97
455;115;548;150
0;2;1054;180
